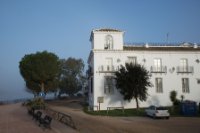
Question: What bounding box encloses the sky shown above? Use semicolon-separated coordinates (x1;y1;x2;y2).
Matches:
0;0;200;100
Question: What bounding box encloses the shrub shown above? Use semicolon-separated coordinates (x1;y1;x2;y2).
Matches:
170;90;178;105
26;98;45;109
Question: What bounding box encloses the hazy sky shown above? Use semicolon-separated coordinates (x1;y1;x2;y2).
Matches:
0;0;200;100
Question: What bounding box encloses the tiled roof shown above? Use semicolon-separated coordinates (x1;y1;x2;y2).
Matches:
123;45;200;51
93;28;122;32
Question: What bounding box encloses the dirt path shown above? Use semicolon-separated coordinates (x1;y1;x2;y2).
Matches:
2;100;199;133
49;100;200;133
0;103;77;133
50;104;161;133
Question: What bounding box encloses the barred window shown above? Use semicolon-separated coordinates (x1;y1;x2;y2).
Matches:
104;76;115;94
154;58;162;72
155;78;163;93
127;57;137;65
180;59;188;72
182;78;189;93
105;35;113;50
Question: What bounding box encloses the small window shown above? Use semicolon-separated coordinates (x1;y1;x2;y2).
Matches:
154;58;162;71
105;35;113;50
105;58;113;71
180;59;188;72
197;79;200;84
104;76;115;94
127;57;137;65
182;78;189;93
155;78;163;93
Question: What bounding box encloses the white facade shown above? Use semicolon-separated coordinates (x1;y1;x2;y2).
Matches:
87;28;200;110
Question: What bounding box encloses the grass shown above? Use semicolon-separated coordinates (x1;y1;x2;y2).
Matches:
84;106;200;117
84;107;146;117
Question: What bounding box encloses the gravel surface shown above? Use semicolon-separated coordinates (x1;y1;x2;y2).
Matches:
1;100;200;133
49;99;200;133
0;103;77;133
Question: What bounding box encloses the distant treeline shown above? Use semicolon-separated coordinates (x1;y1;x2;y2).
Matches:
0;98;31;105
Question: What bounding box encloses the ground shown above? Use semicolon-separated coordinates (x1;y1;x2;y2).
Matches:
48;98;200;133
0;98;200;133
0;103;77;133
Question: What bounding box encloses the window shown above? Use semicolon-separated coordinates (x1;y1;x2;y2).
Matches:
180;59;188;72
104;76;115;94
127;57;137;65
105;58;113;71
155;78;163;93
105;35;113;50
154;58;162;71
197;79;200;84
182;78;189;93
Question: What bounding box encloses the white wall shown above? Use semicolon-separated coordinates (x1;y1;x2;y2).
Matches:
92;31;124;50
91;50;200;110
88;29;200;110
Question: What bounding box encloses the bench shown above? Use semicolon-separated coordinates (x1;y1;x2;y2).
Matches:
39;115;52;129
28;107;35;116
33;111;42;121
107;106;124;114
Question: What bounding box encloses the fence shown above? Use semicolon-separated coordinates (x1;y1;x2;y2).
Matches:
45;107;76;129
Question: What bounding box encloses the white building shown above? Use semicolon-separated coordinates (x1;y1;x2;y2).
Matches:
87;28;200;110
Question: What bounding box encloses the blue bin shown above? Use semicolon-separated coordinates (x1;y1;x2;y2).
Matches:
181;100;197;116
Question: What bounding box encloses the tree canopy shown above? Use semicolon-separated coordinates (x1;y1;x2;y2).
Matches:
58;57;85;96
115;63;152;109
19;51;60;96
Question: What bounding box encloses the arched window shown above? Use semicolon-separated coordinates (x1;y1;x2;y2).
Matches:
105;35;113;50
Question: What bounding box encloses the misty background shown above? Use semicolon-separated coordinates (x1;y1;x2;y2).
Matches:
0;0;200;101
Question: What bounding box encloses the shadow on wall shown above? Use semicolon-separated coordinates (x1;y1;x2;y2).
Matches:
104;91;163;108
105;90;138;108
105;91;124;107
147;95;160;106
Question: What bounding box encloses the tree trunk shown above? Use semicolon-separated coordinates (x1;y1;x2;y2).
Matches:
41;82;44;92
135;98;139;110
40;82;45;99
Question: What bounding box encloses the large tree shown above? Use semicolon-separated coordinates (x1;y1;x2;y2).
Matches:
115;63;152;110
58;57;85;96
19;51;60;97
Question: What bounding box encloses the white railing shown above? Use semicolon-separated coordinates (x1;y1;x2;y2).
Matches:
177;66;193;73
98;65;120;72
150;66;167;73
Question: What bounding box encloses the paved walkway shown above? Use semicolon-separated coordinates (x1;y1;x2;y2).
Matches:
0;103;77;133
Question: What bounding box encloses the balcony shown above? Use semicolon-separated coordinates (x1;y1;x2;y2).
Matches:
150;66;167;73
177;66;194;73
98;65;119;73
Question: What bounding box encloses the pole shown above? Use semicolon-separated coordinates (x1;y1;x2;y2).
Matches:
166;32;169;44
99;102;100;111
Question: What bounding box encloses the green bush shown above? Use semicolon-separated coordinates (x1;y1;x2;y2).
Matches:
26;98;45;109
84;106;146;117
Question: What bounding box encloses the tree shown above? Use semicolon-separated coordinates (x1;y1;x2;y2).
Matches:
169;90;181;113
170;90;180;106
25;80;41;97
115;63;152;110
19;51;60;97
170;90;177;105
58;57;85;96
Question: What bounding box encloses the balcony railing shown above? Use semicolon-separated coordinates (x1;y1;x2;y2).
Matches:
177;66;194;73
150;66;167;73
98;65;119;73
